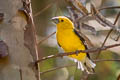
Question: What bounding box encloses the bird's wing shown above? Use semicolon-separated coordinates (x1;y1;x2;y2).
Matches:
57;42;61;47
73;29;90;58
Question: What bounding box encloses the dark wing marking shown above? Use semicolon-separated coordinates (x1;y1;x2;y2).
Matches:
57;42;61;47
73;29;90;58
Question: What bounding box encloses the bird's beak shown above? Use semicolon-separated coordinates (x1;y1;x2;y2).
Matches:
51;17;59;24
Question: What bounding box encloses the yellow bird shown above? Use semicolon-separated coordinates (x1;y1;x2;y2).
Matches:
51;16;96;73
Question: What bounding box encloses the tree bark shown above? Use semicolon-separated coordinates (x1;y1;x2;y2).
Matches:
0;0;39;80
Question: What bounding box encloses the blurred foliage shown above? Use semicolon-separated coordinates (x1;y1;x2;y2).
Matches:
32;0;120;80
89;51;119;80
32;0;54;36
39;45;58;80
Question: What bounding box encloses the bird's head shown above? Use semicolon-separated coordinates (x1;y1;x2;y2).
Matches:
51;16;74;30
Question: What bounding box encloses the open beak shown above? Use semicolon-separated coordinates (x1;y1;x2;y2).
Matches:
51;17;59;24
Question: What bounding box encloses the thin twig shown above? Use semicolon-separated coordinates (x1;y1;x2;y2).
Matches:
94;59;120;62
116;34;120;41
36;43;120;63
99;6;120;11
91;4;117;29
80;71;89;80
40;64;75;75
19;68;23;80
38;31;56;45
0;13;4;22
34;3;53;17
96;12;120;59
40;59;120;75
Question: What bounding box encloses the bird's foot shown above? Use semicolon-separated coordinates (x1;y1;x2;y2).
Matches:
75;50;79;56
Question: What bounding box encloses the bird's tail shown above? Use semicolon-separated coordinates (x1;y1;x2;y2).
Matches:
77;57;96;74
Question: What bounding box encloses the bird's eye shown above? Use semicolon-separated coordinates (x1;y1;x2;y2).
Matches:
61;19;64;22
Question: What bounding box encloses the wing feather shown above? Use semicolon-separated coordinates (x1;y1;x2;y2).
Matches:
73;29;90;58
57;42;61;47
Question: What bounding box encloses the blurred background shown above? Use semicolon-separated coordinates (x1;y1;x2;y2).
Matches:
32;0;120;80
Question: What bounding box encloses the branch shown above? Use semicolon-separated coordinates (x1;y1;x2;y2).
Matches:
96;12;120;59
36;43;120;63
38;31;56;45
91;4;118;29
34;3;53;17
19;68;23;80
23;0;40;80
94;59;120;62
40;59;120;75
99;6;120;11
40;64;75;75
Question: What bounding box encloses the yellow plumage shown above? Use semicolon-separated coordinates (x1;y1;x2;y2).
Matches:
52;16;96;73
57;27;86;61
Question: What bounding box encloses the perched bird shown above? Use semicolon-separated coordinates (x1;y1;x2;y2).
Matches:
51;16;96;73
